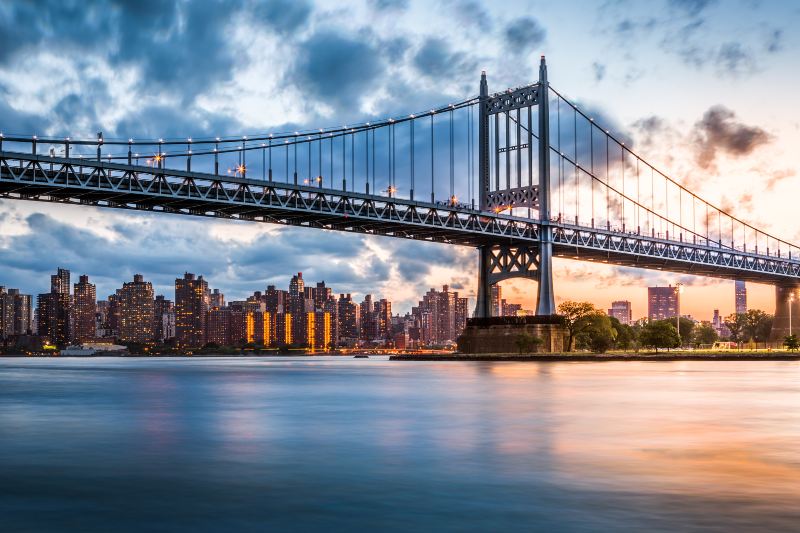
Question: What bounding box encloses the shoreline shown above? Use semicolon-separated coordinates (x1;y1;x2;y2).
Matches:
389;353;800;362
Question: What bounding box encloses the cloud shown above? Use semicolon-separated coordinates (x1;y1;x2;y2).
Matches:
592;62;606;82
413;38;477;82
252;0;312;34
668;0;715;17
288;30;386;111
764;168;796;191
368;0;409;11
504;17;547;51
715;42;755;76
692;106;771;169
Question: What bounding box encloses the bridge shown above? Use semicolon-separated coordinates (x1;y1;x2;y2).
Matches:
1;58;798;338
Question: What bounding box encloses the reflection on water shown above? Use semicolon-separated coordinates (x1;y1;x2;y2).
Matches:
1;357;798;532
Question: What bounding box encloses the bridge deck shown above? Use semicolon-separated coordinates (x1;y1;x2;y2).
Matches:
1;152;799;285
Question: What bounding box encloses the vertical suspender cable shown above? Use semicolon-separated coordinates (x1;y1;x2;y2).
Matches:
410;119;415;200
450;109;454;201
430;113;434;202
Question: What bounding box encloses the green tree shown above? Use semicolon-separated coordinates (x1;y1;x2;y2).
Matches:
784;335;799;352
557;301;598;351
610;317;636;352
515;333;544;354
744;309;773;348
668;316;696;347
639;321;681;352
723;313;747;346
577;313;617;353
692;323;719;347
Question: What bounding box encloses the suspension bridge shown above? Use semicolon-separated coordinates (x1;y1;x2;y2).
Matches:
0;57;797;338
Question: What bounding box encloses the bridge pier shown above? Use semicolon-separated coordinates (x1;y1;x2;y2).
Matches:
770;284;800;342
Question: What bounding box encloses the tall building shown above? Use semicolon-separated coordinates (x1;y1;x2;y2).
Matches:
1;288;32;336
288;273;307;345
118;274;155;344
37;268;72;347
337;294;359;345
454;295;469;337
37;292;70;347
735;280;747;315
608;300;632;325
175;272;209;349
153;295;174;343
73;275;96;342
210;288;225;309
648;286;679;321
50;267;71;295
0;287;13;338
323;297;339;348
491;285;502;317
412;286;468;346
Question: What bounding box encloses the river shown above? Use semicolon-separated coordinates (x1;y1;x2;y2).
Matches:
1;356;798;532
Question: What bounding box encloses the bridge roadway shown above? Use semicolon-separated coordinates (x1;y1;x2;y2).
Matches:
2;151;800;285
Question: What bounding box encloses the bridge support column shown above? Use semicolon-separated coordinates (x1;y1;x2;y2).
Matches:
535;56;556;315
474;69;492;318
770;284;800;342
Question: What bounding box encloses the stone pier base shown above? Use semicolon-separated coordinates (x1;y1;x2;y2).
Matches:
457;316;566;354
770;285;800;341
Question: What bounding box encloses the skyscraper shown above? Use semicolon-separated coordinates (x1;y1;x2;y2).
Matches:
491;285;502;317
118;274;155;344
735;280;747;315
210;288;225;309
37;268;72;347
337;294;359;345
608;300;632;325
175;272;210;349
73;275;97;342
648;286;678;321
153;295;174;343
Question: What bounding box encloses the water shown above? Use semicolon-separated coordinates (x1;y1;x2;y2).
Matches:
1;357;799;532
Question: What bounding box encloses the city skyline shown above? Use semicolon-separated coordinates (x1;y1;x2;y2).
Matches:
0;1;798;322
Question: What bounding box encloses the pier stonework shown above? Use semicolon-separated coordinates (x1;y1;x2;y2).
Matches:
457;316;566;354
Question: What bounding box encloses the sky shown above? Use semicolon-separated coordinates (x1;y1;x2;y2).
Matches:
0;0;798;320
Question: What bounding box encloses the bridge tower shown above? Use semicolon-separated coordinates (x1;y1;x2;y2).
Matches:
474;56;556;317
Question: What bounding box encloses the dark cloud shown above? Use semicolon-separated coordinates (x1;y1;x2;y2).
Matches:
368;0;409;11
692;106;771;169
504;17;547;51
765;29;783;53
716;42;754;76
668;0;715;17
253;0;312;34
592;62;606;82
441;0;493;32
288;30;386;111
413;38;477;81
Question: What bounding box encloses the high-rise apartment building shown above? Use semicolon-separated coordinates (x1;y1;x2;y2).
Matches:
37;268;72;347
118;274;155;344
491;285;502;317
175;272;209;349
735;280;747;315
73;275;96;342
210;288;225;309
337;294;359;345
648;286;679;321
608;300;632;325
153;295;174;343
1;288;32;337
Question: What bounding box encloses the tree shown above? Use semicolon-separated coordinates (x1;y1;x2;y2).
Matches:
577;313;616;353
515;333;544;354
692;323;719;347
744;309;774;348
673;316;696;347
557;301;598;351
610;317;636;352
723;313;747;346
785;335;799;352
639;321;681;352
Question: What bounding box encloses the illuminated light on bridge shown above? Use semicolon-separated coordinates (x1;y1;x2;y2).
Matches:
0;57;798;338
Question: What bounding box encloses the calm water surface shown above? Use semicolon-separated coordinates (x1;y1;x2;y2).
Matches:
1;357;799;532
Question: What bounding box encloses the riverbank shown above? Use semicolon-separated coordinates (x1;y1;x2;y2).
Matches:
390;352;800;362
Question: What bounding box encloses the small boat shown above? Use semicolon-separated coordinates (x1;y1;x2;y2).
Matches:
353;354;369;359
